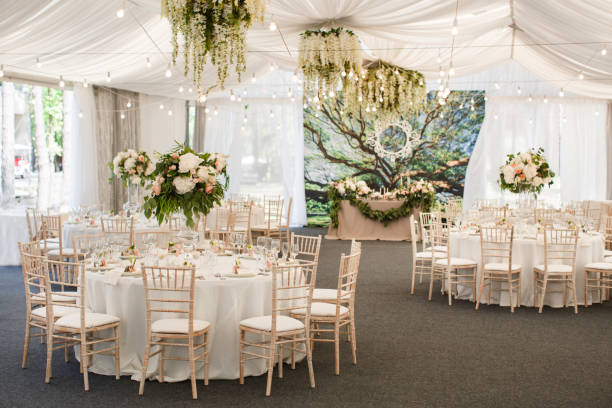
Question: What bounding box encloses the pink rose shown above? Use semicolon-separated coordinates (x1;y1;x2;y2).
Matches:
136;166;143;174
171;153;179;159
138;155;145;162
129;169;135;175
205;184;213;194
169;165;176;171
152;184;161;195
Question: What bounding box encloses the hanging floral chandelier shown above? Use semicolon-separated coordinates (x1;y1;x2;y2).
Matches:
298;27;363;105
343;60;426;121
162;0;265;97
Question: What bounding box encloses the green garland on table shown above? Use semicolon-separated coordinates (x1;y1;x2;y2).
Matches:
328;180;435;228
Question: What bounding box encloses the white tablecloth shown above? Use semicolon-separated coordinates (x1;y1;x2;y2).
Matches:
449;231;605;307
62;218;162;248
0;208;29;265
81;255;298;382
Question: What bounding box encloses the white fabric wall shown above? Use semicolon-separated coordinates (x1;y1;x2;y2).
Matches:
460;62;609;209
139;94;186;154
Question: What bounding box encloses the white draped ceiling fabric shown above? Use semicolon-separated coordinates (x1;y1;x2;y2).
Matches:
0;0;610;214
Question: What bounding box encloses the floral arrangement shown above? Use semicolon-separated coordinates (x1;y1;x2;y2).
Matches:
498;147;555;197
328;178;435;227
299;27;363;104
163;0;265;95
142;144;229;228
108;149;154;186
343;60;426;120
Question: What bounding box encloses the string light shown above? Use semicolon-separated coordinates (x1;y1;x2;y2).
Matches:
292;70;299;82
82;78;88;88
159;104;164;110
251;73;256;83
291;96;295;102
105;71;111;82
178;85;184;93
269;62;275;71
449;65;455;76
494;82;500;89
120;112;126;119
214;106;218;116
205;107;210;113
329;90;335;98
451;21;458;36
494;114;499;120
601;46;607;56
168;110;173;116
230;90;236;101
116;1;125;18
126;99;132;108
341;70;346;77
198;95;206;103
58;75;65;88
272;92;277;99
237;95;242;102
165;63;172;78
36;57;42;68
269;19;277;31
78;111;83;118
188;87;193;93
578;72;584;80
528;95;533;102
516;86;521;94
559;88;564;97
243;114;248;123
543;96;548;103
146;57;151;68
269;110;274;118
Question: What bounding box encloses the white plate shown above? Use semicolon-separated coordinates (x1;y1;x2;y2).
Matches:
223;273;256;278
119;255;143;260
121;271;141;277
87;266;113;272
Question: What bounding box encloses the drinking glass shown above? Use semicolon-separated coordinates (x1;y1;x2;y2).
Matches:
290;243;299;261
271;239;280;259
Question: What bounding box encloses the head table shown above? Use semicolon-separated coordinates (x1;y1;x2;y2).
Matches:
80;253;302;382
449;230;605;307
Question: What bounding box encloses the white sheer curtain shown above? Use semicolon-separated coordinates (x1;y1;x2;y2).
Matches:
204;73;307;226
456;62;608;209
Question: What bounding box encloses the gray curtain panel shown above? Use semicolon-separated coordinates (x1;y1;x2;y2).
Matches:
93;86;140;211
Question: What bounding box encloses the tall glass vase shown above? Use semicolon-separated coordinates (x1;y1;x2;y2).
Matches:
123;183;140;217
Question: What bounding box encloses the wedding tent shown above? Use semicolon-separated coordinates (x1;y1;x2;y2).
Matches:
2;2;612;407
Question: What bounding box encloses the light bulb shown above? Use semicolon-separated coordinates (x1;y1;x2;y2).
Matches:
288;88;293;97
272;92;277;99
214;107;218;116
207;116;211;121
303;103;307;109
126;100;132;108
449;67;455;76
578;72;584;80
494;114;499;120
484;96;488;101
78;111;83;118
418;79;423;86
348;71;354;78
394;69;399;75
237;95;242;102
313;95;319;103
121;112;126;119
528;95;533;102
230;90;236;101
269;63;275;71
116;6;124;18
159;104;164;110
379;96;383;102
440;112;444;118
269;20;277;31
241;125;245;131
358;95;363;102
83;78;88;88
380;85;384;91
559;88;564;97
205;107;210;113
361;72;366;79
243;115;248;123
329;90;335;98
105;72;111;82
341;71;346;77
595;111;600;116
58;76;65;88
494;82;500;89
470;105;475;111
146;57;151;68
436;55;441;64
291;97;295;102
292;70;298;82
601;47;607;56
36;57;42;68
188;87;193;93
251;74;256;83
365;106;370;113
165;63;172;78
269;110;274;118
198;95;206;103
451;25;458;36
543;96;548;103
516;86;521;94
439;69;445;77
178;86;184;93
168;110;173;116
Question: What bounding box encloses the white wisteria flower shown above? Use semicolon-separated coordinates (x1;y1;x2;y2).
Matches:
178;152;203;173
173;176;196;194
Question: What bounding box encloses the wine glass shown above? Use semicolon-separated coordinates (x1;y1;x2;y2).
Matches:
270;239;280;259
290;243;299;262
282;242;290;262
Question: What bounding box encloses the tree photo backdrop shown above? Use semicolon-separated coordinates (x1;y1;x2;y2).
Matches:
304;90;485;226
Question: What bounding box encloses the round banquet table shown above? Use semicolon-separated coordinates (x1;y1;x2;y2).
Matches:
449;231;605;307
80;255;298;382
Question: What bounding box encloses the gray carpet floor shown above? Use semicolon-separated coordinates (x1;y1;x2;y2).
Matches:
1;227;612;407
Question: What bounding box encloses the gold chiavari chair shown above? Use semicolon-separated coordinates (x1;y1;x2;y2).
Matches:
419;212;446;254
604;216;612;260
481;206;507;220
139;264;210;399
101;216;135;245
239;261;316;396
433;218;478;305
251;197;283;238
476;226;522;312
534;208;557;226
210;205;231;242
292;251;361;375
229;200;254;245
534;228;579;313
290;233;322;264
44;259;120;390
40;215;75;261
409;215;445;295
587;207;602;232
72;233;106;259
270;197;293;244
313;240;358;303
133;230;174;251
26;208;40;241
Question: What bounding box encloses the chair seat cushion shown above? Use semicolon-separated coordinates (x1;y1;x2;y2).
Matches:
313;288;350;301
31;305;80;319
293;302;349;317
416;250;446;259
47;248;77;256
485;262;521;271
584;262;612;271
33;291;77;303
41;242;60;250
151;318;210;334
55;312;119;329
534;264;572;273
240;315;304;332
435;257;477;267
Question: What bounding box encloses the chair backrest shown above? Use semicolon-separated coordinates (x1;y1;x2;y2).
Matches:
481;206;506;220
270;261;316;335
431;215;451;262
26;208;41;241
291;233;322;264
419;212;436;246
350;239;361;255
604;216;612;251
479;226;514;269
335;251;361;308
72;234;106;258
101;216;134;245
44;259;84;325
541;228;578;273
141;265;197;334
409;215;418;260
20;251;48;315
264;197;283;228
534;208;557;225
40;215;63;249
229;200;253;232
587;208;602;231
134;230;174;250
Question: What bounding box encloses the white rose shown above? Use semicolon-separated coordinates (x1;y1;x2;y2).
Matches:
520;152;531;162
337;185;346;195
514;161;524;171
346;181;356;191
178;152;203;173
502;165;515;183
145;161;154;176
172;176;196;194
124;157;136;170
523;164;537;180
196;165;214;179
131;176;141;185
533;176;543;186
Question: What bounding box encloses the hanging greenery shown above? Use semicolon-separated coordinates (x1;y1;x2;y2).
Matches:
163;0;265;96
328;178;435;228
298;27;363;104
343;60;426;120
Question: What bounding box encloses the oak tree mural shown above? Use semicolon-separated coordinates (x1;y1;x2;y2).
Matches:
304;90;485;226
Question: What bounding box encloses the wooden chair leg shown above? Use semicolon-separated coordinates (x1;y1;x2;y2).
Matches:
265;338;275;397
22;321;31;369
350;316;357;365
428;264;436;301
81;334;90;391
334;322;340;375
291;334;296;370
189;338;197;400
508;276;514;313
45;329;53;383
411;260;417;294
114;326;120;380
277;343;283;378
584;271;589;307
159;345;165;383
204;333;209;386
572;278;578;314
305;330;315;389
475;271;486;310
239;330;245;384
539;277;548;313
139;340;150;395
